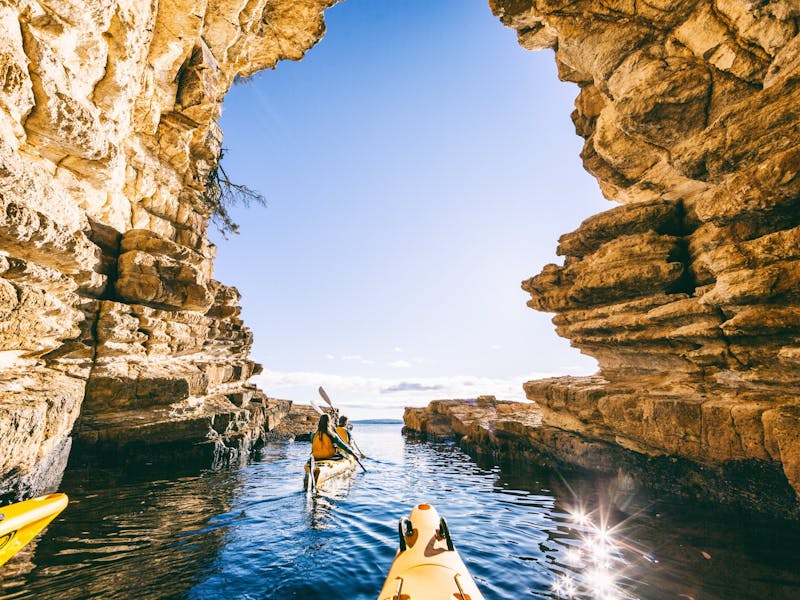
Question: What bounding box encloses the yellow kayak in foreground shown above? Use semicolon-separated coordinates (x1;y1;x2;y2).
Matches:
0;493;68;567
304;454;358;491
378;503;485;600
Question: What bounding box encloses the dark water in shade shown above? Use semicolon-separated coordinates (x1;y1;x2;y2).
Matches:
2;423;800;599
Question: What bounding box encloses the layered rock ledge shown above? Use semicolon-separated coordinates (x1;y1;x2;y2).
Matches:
487;0;800;509
0;0;335;500
269;403;319;441
404;397;800;519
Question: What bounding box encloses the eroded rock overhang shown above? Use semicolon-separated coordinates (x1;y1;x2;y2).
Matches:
494;1;800;501
0;0;337;499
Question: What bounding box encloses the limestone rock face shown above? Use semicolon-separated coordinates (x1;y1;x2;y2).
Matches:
0;0;335;499
490;0;800;505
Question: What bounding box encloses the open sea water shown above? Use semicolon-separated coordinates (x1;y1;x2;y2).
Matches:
1;423;800;599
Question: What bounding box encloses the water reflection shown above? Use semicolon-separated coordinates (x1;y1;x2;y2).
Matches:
2;425;800;600
486;453;800;600
552;507;640;600
0;465;242;599
306;476;355;530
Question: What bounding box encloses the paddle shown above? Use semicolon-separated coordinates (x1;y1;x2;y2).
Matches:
318;386;367;473
318;386;335;410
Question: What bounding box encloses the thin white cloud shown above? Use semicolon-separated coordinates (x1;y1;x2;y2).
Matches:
324;353;335;360
491;344;502;350
393;346;404;353
341;354;374;365
382;382;443;393
387;359;412;368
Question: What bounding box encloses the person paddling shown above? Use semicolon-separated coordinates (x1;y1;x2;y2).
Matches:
337;415;366;459
311;413;354;460
336;415;352;444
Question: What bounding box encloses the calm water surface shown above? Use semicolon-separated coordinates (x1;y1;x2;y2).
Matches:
1;424;800;599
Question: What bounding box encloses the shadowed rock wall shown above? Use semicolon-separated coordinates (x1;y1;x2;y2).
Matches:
0;0;336;499
491;1;800;502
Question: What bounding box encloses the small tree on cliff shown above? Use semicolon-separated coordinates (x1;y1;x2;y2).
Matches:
202;149;266;237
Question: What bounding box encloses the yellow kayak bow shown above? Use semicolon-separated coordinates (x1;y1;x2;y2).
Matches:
0;493;68;567
378;503;485;600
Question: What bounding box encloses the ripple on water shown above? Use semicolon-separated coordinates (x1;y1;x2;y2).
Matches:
2;424;800;600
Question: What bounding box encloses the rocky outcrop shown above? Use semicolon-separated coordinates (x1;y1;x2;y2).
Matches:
270;403;320;441
404;397;800;518
490;0;800;505
0;0;335;500
404;396;534;439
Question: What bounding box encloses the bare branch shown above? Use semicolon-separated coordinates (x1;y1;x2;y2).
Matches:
202;149;266;237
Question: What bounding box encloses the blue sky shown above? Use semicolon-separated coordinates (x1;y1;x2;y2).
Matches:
213;0;609;419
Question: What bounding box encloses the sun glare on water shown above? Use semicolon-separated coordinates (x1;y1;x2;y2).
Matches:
551;506;654;600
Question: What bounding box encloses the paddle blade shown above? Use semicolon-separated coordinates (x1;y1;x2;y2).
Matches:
309;399;324;414
318;386;334;408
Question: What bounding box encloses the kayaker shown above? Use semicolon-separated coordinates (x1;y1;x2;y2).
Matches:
311;413;352;460
336;415;352;444
337;415;367;459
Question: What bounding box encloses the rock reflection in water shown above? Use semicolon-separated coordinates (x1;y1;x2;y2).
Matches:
0;465;241;599
469;444;800;600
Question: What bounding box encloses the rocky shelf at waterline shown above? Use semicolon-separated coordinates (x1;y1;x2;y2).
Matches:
70;395;293;468
403;395;800;520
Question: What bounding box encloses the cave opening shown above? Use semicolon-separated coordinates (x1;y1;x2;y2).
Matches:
209;0;609;419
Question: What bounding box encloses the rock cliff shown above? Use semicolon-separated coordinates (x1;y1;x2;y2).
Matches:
3;0;800;513
490;0;800;505
270;403;319;440
0;0;335;499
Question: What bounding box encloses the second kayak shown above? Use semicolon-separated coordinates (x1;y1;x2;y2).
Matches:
378;503;485;600
0;493;68;567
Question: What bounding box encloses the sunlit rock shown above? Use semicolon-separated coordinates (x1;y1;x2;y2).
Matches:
488;0;800;509
404;395;800;517
270;403;322;441
1;0;799;518
0;0;333;499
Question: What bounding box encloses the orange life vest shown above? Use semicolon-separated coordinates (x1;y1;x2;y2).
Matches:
336;426;351;444
311;432;335;459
